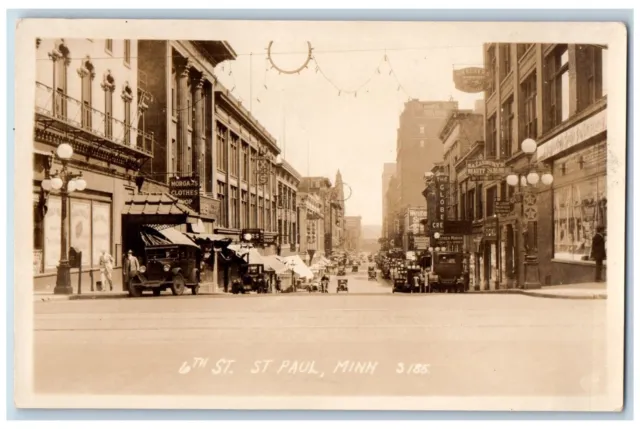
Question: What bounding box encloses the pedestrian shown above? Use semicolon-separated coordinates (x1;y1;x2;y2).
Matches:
125;250;141;287
590;225;606;282
99;249;114;291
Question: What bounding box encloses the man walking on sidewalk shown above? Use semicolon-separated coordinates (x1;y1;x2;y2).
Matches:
99;249;115;291
591;225;606;282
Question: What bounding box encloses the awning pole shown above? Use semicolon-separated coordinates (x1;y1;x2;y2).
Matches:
213;249;219;293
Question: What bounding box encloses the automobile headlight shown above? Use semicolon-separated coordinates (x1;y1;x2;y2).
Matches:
139;266;146;273
163;264;171;272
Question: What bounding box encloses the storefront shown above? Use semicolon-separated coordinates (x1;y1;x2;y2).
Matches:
470;221;483;291
536;105;607;285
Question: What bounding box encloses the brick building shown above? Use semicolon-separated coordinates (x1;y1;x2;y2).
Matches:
481;43;608;287
276;159;301;257
344;216;363;253
381;162;396;239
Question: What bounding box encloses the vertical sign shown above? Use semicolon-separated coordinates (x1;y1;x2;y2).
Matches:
433;175;448;235
169;176;201;213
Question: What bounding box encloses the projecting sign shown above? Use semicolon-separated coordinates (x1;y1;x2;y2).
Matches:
494;200;513;216
466;160;509;181
453;67;491;94
169;176;201;213
433;175;448;235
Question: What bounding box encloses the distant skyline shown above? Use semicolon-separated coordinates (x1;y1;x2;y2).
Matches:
213;23;483;224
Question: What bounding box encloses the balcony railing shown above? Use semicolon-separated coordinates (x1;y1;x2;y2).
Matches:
35;82;153;156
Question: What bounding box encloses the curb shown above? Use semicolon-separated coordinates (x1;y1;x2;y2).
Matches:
468;289;607;300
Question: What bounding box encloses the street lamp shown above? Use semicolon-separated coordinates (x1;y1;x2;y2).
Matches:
41;142;88;295
506;138;554;289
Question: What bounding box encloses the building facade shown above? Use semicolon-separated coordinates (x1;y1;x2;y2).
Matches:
33;38;155;291
482;43;608;287
344;216;363;253
297;191;326;262
396;99;459;210
276;159;301;257
383;174;401;249
381;162;396;239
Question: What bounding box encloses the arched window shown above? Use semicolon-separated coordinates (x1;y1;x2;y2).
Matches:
78;56;95;130
49;39;71;119
121;82;134;145
101;70;116;139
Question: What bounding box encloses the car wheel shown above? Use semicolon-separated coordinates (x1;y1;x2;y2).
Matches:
152;289;161;296
192;285;200;295
171;275;186;296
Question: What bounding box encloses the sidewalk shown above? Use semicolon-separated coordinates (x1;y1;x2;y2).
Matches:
469;282;607;300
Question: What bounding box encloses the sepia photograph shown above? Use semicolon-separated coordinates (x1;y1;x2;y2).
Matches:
13;18;627;412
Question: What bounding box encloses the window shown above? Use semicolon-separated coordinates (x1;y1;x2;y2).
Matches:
54;53;68;119
419;126;425;134
420;140;425;148
486;186;498;217
476;184;484;219
171;69;177;117
241;190;248;228
187;81;193;125
230;186;239;229
216;123;227;172
486;45;497;95
241;144;249;181
545;45;570;131
258;197;264;228
486;114;497;158
516;43;533;60
216;181;227;228
229;135;238;177
520;71;538;140
499;44;512;80
123;40;131;66
124;99;132;145
602;47;608;97
501;96;514;158
105;39;113;53
250;194;257;227
581;45;605;107
80;60;93;130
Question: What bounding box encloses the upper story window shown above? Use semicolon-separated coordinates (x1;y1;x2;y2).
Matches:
501;96;514;158
544;44;570;131
123;40;131;66
580;44;606;109
121;83;134;145
419;125;425;134
499;44;512;80
101;71;116;139
486;45;497;96
516;43;533;60
50;40;71;119
486;114;497;159
78;57;95;130
520;71;538;140
105;39;113;54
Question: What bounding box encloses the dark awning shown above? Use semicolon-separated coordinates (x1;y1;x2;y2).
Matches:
122;193;200;225
185;232;233;247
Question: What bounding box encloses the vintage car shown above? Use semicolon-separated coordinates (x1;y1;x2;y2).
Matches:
232;264;266;294
337;278;349;293
427;252;468;293
128;243;201;297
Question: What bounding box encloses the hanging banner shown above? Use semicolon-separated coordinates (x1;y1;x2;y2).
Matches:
453;67;491;93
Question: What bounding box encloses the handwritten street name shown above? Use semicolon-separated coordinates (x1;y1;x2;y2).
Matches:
177;358;431;378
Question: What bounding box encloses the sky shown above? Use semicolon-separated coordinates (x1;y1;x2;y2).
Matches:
213;22;484;226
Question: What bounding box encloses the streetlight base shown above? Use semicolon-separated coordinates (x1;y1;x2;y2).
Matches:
54;262;73;295
523;256;542;290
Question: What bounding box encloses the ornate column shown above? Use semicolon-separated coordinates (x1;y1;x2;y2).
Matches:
193;76;205;185
178;58;193;175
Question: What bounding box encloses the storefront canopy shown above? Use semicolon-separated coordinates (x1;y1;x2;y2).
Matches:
122;193;200;226
282;255;314;279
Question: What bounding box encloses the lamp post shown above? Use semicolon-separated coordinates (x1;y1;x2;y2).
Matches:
506;138;554;289
242;233;253;264
41;143;88;295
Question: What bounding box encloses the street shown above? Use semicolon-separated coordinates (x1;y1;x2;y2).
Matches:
34;270;607;398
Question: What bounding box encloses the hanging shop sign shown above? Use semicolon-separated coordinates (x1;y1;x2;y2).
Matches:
484;217;499;240
453;67;491;94
466;159;509;181
414;235;429;250
407;208;428;234
437;234;464;245
169;176;201;213
494;199;513;216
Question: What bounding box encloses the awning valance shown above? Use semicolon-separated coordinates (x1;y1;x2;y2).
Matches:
185;232;233;245
122;193;200;225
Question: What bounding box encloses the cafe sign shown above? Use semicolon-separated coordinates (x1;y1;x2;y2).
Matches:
536;109;607;161
169;176;200;213
432;175;448;233
453;67;491;94
467;159;509;181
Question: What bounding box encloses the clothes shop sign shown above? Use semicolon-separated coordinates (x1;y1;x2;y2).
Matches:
536;109;607;161
169;176;200;212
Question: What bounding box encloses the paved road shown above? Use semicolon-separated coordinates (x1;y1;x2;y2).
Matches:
310;269;390;294
34;283;606;399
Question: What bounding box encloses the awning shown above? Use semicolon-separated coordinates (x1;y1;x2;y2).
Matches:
122;193;200;225
154;227;200;249
281;255;314;279
185;232;233;245
263;255;288;274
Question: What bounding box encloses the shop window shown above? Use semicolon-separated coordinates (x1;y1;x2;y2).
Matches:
544;44;570;131
520;71;538;140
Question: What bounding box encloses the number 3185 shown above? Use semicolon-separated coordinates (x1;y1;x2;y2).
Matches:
396;363;430;375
